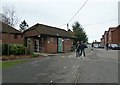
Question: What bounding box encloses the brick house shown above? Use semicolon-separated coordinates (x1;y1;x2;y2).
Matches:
100;35;105;46
104;31;108;45
108;27;117;44
100;25;120;46
23;23;74;53
0;21;23;44
110;25;120;45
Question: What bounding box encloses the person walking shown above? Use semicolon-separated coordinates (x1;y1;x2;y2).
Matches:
75;41;81;57
91;42;94;51
106;43;109;51
79;41;87;57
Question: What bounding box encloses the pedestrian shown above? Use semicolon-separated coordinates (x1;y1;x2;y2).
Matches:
106;43;109;51
91;42;94;51
75;41;81;57
79;41;87;57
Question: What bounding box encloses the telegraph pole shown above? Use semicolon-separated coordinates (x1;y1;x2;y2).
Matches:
67;23;69;30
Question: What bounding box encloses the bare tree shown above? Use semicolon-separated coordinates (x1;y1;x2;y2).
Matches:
2;5;18;27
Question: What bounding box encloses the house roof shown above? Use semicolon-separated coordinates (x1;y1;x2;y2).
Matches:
24;23;75;38
0;21;22;34
108;27;116;32
104;31;108;35
112;25;120;32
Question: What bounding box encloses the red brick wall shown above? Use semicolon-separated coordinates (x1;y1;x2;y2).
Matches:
63;38;73;52
2;33;23;44
42;37;73;53
108;29;114;44
100;37;105;45
118;26;120;45
112;29;118;44
26;36;73;53
45;37;57;53
104;32;108;45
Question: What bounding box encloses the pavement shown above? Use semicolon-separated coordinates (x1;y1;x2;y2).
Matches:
2;48;119;84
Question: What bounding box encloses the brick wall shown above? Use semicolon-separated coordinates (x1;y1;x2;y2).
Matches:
2;33;23;44
63;38;73;52
100;37;105;46
104;31;108;45
43;37;73;53
118;27;120;45
26;36;73;53
108;28;115;44
45;37;57;53
112;29;118;44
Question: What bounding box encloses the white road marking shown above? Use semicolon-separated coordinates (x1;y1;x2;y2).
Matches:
64;67;67;69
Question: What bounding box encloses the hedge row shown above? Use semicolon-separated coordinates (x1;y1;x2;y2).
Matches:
2;44;26;55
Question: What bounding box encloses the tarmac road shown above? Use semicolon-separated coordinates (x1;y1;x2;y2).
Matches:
2;48;119;84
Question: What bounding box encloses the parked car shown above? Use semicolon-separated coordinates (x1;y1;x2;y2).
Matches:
98;45;104;49
108;44;120;50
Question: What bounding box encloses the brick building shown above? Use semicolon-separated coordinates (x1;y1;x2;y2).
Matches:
23;23;74;53
108;27;117;44
0;21;23;44
100;25;120;46
100;35;105;46
104;31;108;45
111;25;120;45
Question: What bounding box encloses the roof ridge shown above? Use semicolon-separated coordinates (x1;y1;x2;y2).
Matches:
36;23;67;32
0;21;22;34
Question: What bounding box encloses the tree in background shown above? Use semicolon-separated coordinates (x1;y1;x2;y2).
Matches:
72;21;88;45
2;5;18;27
2;5;19;55
19;20;29;32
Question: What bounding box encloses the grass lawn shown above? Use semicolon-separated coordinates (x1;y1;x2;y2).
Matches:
0;60;28;69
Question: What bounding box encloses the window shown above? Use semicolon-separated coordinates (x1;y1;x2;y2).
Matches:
27;38;31;44
14;34;18;39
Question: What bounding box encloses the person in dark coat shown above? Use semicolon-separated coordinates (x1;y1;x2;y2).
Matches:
91;42;94;51
79;41;87;57
75;41;81;57
106;43;109;51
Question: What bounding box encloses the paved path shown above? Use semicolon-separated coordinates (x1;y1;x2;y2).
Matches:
76;49;118;83
2;48;119;84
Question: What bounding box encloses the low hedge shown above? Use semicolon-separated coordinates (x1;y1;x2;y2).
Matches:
2;44;25;55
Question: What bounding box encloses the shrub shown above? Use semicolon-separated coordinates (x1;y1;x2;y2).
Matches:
17;45;25;55
2;44;25;55
9;44;18;55
2;44;9;55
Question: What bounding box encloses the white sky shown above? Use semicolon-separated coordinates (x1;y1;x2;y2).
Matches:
0;0;119;43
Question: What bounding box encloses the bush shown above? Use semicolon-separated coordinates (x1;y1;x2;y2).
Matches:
17;45;25;55
2;44;25;55
2;44;9;55
9;44;18;55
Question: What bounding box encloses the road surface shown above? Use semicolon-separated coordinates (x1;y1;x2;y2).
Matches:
2;48;119;84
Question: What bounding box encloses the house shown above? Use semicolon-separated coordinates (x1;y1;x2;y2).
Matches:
104;31;108;45
23;23;75;53
108;27;117;44
0;21;23;44
110;25;120;45
100;25;120;46
100;35;105;46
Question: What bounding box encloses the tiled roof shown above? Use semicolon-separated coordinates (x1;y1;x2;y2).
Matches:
24;23;75;38
0;21;22;34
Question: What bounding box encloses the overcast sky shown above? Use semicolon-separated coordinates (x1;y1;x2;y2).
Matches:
0;0;119;43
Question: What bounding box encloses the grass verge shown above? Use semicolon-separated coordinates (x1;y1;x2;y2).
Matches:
0;60;28;69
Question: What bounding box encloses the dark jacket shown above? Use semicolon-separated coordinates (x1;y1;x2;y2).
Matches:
79;43;87;50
